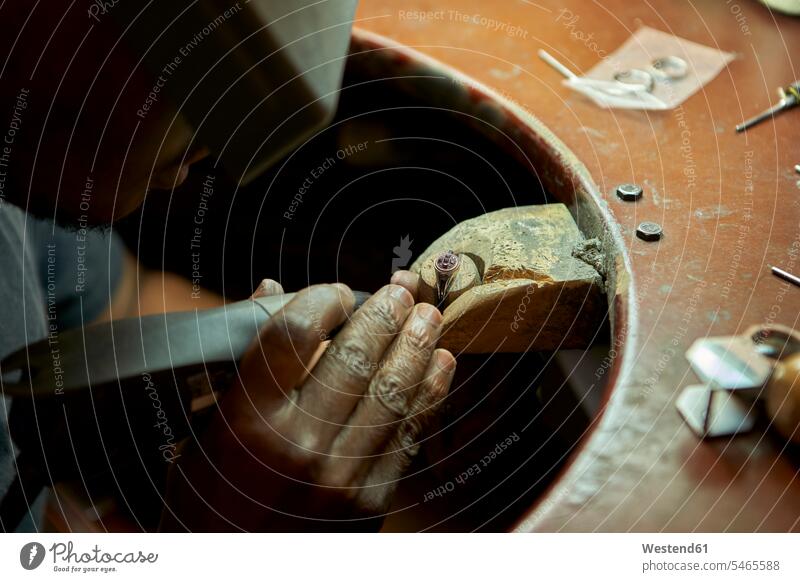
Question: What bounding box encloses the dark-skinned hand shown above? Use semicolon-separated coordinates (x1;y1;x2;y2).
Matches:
161;271;455;531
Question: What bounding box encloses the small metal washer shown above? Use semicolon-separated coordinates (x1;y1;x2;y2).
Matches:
616;183;643;201
636;221;663;241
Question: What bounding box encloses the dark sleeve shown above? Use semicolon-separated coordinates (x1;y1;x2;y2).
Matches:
29;220;126;329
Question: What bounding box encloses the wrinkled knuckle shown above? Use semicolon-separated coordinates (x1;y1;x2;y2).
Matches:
428;372;452;400
366;298;401;331
396;419;423;458
332;340;376;382
401;441;422;461
373;373;411;417
403;414;424;439
402;324;434;353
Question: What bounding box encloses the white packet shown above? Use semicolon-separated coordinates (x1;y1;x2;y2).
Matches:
572;26;735;110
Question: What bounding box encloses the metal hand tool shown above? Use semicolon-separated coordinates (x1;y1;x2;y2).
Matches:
736;81;800;133
2;291;369;400
771;265;800;288
680;324;800;440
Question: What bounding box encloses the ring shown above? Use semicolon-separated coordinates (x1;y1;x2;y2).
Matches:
651;56;689;81
613;68;655;92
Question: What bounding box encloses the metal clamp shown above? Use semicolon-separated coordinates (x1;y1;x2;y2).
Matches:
679;324;799;438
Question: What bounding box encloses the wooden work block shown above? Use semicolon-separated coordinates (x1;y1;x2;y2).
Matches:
411;204;606;353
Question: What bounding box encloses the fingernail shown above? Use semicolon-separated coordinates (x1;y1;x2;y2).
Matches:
332;282;354;302
391;270;418;289
436;349;456;373
389;284;414;307
253;279;274;297
416;303;442;325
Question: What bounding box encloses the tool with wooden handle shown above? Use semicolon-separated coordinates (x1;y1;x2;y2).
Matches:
735;81;800;133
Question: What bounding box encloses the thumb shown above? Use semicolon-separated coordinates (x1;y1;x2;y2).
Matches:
251;278;284;299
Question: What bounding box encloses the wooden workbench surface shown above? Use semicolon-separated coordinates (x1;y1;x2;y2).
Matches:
356;0;800;531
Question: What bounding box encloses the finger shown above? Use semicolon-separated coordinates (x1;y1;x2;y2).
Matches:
251;278;284;299
296;284;415;440
231;284;355;412
295;340;330;386
330;303;442;463
361;349;455;501
390;270;420;300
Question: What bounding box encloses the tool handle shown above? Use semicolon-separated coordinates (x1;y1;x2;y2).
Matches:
1;291;369;398
0;290;370;520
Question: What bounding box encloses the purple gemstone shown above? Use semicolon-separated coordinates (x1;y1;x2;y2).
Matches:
435;250;460;273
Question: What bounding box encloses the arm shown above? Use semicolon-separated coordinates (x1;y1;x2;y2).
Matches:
96;248;224;322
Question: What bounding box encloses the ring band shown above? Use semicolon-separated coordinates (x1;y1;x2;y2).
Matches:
613;68;655;92
651;56;689;81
